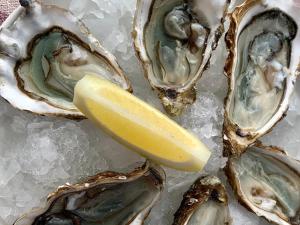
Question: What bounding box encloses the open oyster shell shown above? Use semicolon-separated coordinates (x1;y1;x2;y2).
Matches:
172;176;231;225
0;1;131;119
13;161;165;225
133;0;230;116
223;0;300;154
225;143;300;225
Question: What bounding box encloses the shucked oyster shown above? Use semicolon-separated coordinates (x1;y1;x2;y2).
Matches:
225;143;300;225
133;0;230;116
173;176;231;225
223;0;300;154
0;1;131;119
14;161;165;225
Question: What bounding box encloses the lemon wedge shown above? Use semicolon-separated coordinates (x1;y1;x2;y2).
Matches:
73;75;211;171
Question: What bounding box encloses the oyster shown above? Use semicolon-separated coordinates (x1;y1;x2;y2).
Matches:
223;0;300;154
0;1;131;119
225;143;300;225
133;0;230;116
14;161;165;225
172;176;231;225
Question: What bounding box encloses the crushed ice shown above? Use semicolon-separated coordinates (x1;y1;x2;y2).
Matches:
0;0;298;225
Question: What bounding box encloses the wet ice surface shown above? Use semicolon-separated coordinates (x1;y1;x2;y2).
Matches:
0;0;297;225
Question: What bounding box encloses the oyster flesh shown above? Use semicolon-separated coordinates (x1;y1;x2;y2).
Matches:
223;0;300;154
172;176;231;225
133;0;230;116
225;143;300;225
0;1;131;119
13;161;165;225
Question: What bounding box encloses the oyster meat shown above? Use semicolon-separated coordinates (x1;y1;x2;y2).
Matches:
14;161;165;225
0;1;131;119
133;0;230;116
223;0;300;154
225;143;300;225
173;176;231;225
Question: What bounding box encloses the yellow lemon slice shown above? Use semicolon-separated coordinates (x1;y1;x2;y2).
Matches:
73;75;211;171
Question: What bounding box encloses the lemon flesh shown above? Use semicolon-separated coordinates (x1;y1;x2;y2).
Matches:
73;75;211;171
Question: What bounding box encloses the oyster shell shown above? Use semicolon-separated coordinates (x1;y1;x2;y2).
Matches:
13;161;165;225
225;143;300;225
133;0;230;116
0;1;131;119
172;176;231;225
223;0;300;154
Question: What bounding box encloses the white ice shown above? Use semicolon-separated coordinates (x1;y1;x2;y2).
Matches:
0;0;298;225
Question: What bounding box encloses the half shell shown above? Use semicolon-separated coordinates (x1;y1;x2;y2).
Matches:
172;175;231;225
223;0;300;154
0;1;131;119
225;143;300;225
13;161;165;225
133;0;230;116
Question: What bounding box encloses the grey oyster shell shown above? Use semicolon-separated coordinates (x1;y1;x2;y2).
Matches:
225;143;300;225
13;161;165;225
172;175;231;225
0;1;131;119
133;0;230;116
223;0;300;154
